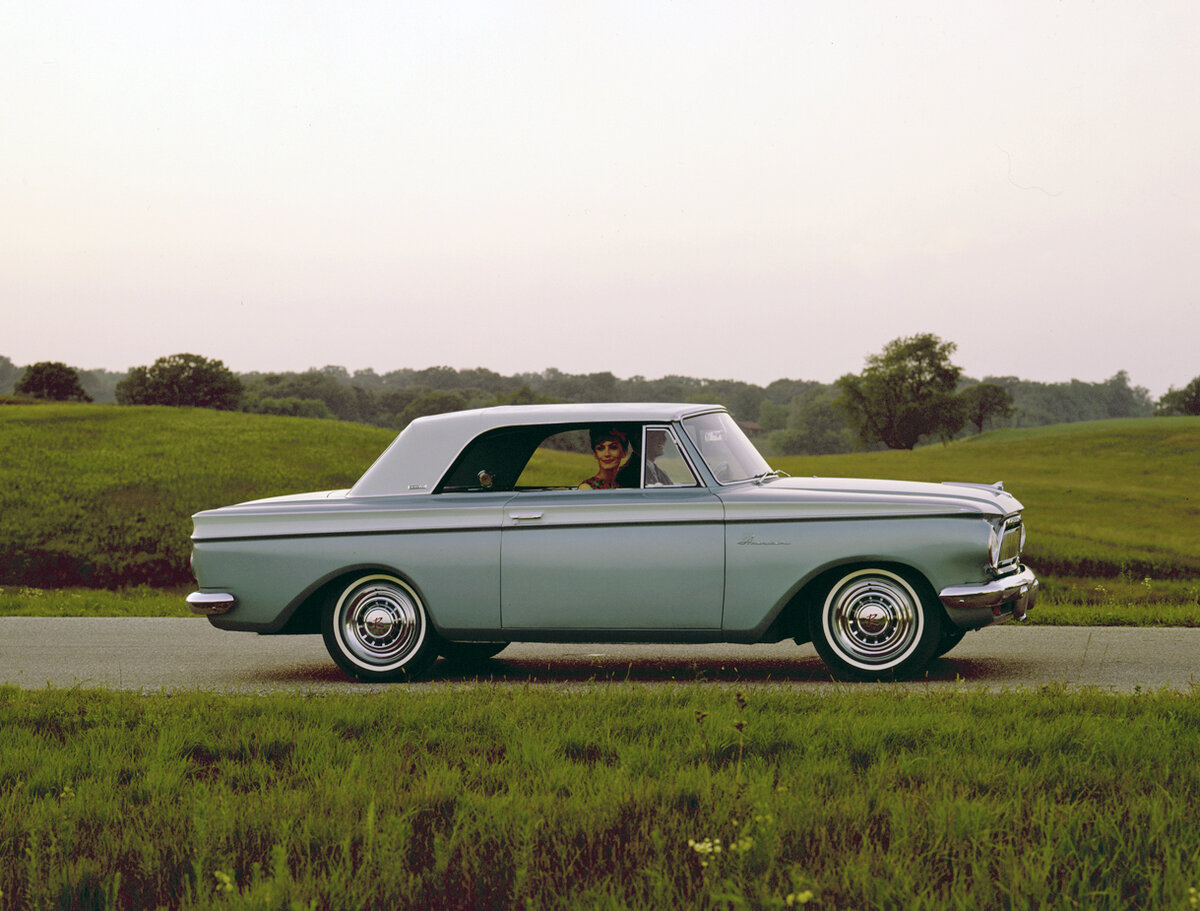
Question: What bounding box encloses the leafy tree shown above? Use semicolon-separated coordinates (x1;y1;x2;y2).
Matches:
985;373;1152;426
763;378;820;405
757;400;789;433
769;386;854;455
494;384;557;406
1097;370;1153;418
836;334;965;449
378;385;432;420
958;382;1014;433
1156;376;1200;416
74;367;124;403
115;353;242;410
0;356;23;393
14;362;93;402
399;390;468;428
244;370;363;421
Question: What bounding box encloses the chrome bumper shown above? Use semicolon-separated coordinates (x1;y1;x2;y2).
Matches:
187;592;237;616
939;566;1038;623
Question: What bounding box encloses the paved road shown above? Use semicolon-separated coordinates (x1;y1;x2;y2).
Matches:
2;618;1197;693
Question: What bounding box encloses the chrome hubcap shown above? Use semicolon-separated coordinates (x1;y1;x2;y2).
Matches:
338;581;423;667
363;607;396;640
826;572;921;668
856;603;889;635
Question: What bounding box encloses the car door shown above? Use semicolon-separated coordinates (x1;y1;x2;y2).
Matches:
500;426;725;630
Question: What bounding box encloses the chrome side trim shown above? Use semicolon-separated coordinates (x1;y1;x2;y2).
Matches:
939;567;1038;620
187;592;237;616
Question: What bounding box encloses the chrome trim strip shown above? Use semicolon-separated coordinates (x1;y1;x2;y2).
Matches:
193;515;719;544
187;592;237;616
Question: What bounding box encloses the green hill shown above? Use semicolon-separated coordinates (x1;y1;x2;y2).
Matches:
2;405;1198;603
0;404;393;587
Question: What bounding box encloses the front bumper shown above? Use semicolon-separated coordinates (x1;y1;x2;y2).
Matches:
939;566;1038;626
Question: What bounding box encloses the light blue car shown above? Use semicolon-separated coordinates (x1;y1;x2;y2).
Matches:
188;403;1037;681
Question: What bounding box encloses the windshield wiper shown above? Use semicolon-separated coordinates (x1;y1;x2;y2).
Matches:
753;469;789;485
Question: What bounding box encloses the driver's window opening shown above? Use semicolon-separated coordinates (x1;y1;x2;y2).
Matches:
639;426;699;488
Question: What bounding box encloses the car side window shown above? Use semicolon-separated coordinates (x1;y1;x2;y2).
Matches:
437;426;545;492
514;429;595;489
638;426;699;487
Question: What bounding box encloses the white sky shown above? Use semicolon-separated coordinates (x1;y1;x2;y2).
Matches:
4;1;1198;396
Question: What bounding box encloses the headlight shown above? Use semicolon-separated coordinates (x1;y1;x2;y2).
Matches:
988;524;1001;566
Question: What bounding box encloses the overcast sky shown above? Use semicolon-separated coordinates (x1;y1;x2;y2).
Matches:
4;2;1198;397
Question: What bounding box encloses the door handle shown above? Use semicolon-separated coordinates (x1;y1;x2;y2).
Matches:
509;512;544;521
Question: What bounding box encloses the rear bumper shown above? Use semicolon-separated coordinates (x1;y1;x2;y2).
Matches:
187;591;237;616
939;566;1038;627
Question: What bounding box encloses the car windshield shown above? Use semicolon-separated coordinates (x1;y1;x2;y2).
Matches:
681;412;772;484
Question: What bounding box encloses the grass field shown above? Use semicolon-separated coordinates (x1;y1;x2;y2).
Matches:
2;685;1199;910
0;404;393;588
2;405;1198;621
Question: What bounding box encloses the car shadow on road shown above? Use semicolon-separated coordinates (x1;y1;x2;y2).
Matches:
428;655;1026;685
241;653;1026;688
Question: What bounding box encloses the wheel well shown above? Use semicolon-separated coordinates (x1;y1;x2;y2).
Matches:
771;561;942;642
277;567;415;635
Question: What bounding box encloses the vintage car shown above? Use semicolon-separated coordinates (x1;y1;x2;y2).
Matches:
188;403;1037;681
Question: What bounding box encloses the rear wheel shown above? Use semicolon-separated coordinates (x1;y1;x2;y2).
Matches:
322;574;439;682
809;568;942;680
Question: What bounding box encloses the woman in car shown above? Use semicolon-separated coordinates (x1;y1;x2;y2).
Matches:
578;427;631;489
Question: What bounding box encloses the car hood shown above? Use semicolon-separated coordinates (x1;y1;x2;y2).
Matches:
717;475;1023;520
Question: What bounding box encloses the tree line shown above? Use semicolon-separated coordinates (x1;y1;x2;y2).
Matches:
3;341;1195;455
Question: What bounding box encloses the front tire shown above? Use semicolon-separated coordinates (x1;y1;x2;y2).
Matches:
322;574;439;682
809;568;942;680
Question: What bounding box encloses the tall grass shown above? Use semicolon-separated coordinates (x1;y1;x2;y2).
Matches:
1;685;1198;910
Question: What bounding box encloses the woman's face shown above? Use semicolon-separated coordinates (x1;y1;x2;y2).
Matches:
592;439;626;471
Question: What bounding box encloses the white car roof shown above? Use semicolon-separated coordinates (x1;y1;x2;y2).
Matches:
350;402;722;497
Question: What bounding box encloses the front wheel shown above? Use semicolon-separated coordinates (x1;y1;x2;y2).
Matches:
322;574;439;682
809;568;942;680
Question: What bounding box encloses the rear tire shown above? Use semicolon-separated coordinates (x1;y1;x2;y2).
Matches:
809;568;942;680
322;574;439;682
